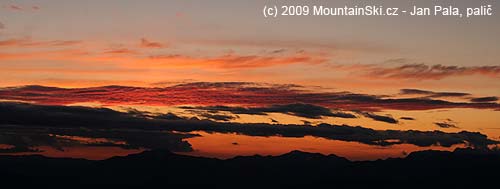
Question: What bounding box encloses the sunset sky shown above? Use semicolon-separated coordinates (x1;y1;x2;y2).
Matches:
1;0;499;160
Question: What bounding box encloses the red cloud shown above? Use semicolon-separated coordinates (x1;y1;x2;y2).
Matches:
0;82;499;111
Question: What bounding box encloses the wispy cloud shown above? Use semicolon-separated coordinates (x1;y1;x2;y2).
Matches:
0;38;81;47
7;5;22;11
4;4;40;11
400;89;470;98
140;38;166;48
470;96;498;103
181;103;357;119
146;51;329;69
355;111;398;124
364;64;500;80
434;119;459;129
103;48;137;55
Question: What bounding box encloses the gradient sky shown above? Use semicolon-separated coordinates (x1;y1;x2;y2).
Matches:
1;0;499;95
1;0;500;160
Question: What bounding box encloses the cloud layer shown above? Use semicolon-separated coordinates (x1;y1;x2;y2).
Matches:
0;102;497;150
1;82;499;112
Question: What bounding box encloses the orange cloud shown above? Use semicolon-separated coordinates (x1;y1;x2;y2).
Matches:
103;48;137;55
144;51;329;69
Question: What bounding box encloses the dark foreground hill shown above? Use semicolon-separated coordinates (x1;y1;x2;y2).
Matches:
1;148;499;189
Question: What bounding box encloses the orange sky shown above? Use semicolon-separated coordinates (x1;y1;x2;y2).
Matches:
0;0;499;160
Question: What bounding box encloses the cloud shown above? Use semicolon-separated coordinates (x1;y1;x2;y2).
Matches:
0;102;195;153
7;5;22;11
364;64;500;80
434;119;459;129
188;39;391;53
1;82;499;112
140;38;166;48
0;38;82;47
147;51;329;69
4;4;39;11
198;112;239;121
400;89;470;98
103;48;137;54
0;102;497;149
356;111;398;124
0;22;4;29
181;103;357;119
400;117;415;120
470;96;498;103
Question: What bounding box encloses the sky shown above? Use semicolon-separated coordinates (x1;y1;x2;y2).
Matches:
1;0;499;93
0;0;499;160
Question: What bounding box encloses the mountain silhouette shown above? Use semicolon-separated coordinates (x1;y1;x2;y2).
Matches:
1;148;499;188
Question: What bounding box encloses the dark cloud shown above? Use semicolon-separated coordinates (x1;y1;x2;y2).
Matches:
365;64;500;80
156;112;185;120
356;111;398;124
181;103;357;119
198;113;239;121
400;117;415;120
400;89;470;98
435;119;459;129
301;120;312;125
0;102;496;149
470;96;498;103
0;102;195;153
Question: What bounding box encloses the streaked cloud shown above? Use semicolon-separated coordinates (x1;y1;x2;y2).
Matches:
355;111;398;124
103;48;137;55
180;103;357;119
434;119;459;129
1;82;499;111
3;4;40;11
0;38;81;47
140;38;166;48
400;89;470;98
470;96;498;103
364;64;500;80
